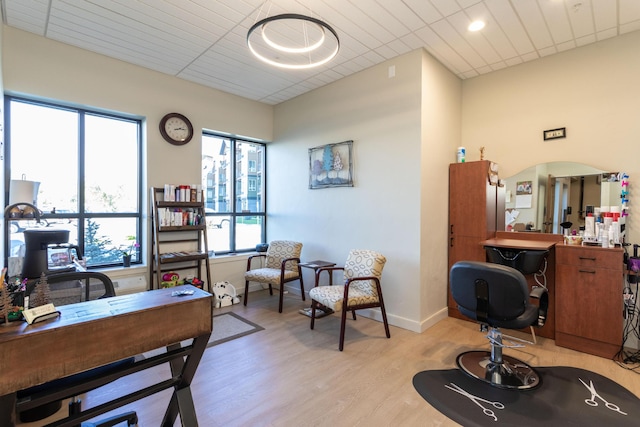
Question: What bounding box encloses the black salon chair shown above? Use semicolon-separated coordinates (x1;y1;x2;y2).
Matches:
17;272;138;426
449;261;548;390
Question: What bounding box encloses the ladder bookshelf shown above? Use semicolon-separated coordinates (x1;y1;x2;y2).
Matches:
149;187;212;292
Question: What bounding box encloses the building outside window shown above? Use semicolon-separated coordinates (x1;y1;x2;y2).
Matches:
202;133;265;253
4;96;142;270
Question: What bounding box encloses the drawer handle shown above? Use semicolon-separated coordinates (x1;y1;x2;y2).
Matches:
578;257;596;261
450;237;454;248
579;269;596;274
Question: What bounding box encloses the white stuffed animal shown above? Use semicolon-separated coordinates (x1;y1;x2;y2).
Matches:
212;281;240;308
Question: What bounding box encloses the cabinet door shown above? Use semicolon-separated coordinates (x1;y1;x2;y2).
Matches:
447;236;487;309
449;161;497;238
555;264;622;344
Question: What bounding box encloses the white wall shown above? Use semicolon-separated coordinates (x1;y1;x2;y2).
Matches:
462;30;640;244
419;51;463;328
272;49;461;331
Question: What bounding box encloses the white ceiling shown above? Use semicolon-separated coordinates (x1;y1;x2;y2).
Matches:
2;0;640;105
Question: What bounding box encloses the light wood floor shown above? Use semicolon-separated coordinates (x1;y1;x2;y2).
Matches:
19;290;640;427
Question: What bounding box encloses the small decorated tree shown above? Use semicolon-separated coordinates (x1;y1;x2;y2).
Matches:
322;145;334;181
0;282;11;324
30;273;51;308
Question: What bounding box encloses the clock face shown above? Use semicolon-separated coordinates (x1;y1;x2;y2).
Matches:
160;113;193;145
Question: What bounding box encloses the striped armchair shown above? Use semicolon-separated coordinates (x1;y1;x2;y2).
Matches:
244;240;305;313
309;249;390;351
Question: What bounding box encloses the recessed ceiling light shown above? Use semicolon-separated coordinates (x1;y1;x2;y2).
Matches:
468;20;485;32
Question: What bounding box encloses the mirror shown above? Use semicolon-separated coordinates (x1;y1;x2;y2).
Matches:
504;162;625;236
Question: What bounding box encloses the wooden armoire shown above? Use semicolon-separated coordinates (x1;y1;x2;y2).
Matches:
447;160;505;319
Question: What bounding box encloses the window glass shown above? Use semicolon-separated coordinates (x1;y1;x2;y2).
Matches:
9;101;79;212
235;215;264;251
202;134;265;253
202;136;231;213
84;114;139;213
206;215;231;253
5;97;142;270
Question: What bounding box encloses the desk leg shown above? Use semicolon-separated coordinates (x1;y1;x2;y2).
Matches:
0;393;16;427
161;333;210;427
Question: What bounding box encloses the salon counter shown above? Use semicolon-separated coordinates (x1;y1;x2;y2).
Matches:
481;233;562;340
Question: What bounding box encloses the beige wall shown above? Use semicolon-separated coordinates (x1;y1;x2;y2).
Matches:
1;26;273;291
272;49;461;331
462;30;640;243
2;26;274;189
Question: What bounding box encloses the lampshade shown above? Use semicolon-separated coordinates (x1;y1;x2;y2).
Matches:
9;178;40;206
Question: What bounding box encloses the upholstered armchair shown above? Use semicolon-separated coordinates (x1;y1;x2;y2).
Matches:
309;249;390;351
244;240;305;313
449;260;549;390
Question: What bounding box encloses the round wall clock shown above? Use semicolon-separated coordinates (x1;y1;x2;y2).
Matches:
159;112;194;145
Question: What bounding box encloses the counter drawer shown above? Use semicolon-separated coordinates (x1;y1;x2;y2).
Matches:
555;263;623;344
556;245;623;270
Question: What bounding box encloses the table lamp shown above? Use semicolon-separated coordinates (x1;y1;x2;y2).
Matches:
4;177;41;221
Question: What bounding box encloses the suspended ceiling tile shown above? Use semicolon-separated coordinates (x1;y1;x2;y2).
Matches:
402;0;443;24
3;0;640;105
2;0;48;35
376;0;429;32
591;0;618;33
619;0;640;25
511;0;554;50
431;18;487;70
485;0;536;56
537;0;574;45
429;0;463;17
566;0;596;39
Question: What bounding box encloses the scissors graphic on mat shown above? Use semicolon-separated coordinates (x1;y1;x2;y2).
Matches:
579;378;627;416
445;382;504;421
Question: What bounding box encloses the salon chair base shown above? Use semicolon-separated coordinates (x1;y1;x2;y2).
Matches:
456;351;541;390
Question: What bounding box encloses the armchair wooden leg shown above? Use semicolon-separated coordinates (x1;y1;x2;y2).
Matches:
244;280;250;306
299;277;306;301
379;299;391;339
310;300;317;329
278;283;284;313
339;305;348;351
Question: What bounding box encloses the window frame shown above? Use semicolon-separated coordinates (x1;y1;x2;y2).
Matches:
4;95;144;269
202;132;266;254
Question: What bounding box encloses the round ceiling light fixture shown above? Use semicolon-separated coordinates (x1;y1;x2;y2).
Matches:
468;20;486;32
247;13;340;70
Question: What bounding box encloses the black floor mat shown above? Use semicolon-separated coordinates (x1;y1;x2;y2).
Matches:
413;366;640;426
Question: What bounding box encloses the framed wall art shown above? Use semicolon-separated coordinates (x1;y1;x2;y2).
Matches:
309;140;353;189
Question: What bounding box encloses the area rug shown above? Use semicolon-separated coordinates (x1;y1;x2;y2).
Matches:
207;312;264;347
142;312;263;359
413;366;640;426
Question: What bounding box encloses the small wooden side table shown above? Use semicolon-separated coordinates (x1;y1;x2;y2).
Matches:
298;260;336;318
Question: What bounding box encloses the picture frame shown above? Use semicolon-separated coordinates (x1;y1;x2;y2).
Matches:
309;140;353;189
543;127;566;140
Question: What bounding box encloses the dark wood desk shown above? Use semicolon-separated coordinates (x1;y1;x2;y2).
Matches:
0;285;212;426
